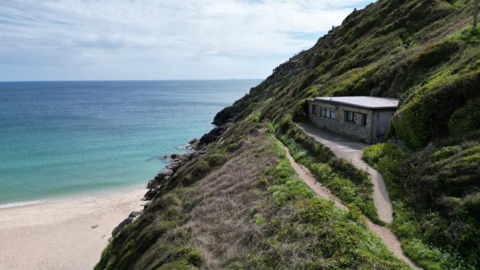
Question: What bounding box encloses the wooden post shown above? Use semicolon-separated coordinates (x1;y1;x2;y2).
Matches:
475;0;479;28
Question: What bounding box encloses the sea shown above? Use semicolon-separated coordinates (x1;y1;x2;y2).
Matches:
0;80;260;208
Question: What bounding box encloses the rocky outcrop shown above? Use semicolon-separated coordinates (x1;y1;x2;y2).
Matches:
143;150;200;201
112;211;142;238
197;123;233;149
112;130;225;239
213;107;237;125
146;169;173;189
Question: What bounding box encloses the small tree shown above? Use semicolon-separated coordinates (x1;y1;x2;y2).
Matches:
475;0;479;28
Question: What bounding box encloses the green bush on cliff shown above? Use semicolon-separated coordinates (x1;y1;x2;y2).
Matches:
363;142;480;269
391;69;480;148
449;96;480;137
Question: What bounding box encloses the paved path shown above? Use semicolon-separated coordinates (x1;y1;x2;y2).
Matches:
283;146;419;268
298;123;393;224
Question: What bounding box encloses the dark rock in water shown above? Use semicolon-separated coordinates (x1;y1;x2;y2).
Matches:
187;138;200;150
171;153;180;159
189;138;199;145
168;162;183;173
112;217;135;237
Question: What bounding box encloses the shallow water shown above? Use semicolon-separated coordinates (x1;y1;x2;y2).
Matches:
0;80;260;206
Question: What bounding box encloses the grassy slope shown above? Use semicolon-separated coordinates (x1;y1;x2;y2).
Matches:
96;117;409;269
210;0;480;268
98;0;480;268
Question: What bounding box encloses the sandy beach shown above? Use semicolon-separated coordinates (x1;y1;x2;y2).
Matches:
0;189;146;270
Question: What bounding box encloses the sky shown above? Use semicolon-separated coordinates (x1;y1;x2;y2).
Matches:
0;0;373;81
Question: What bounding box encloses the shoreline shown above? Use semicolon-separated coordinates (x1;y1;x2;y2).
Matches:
0;141;195;211
0;188;146;270
0;183;147;210
0;138;204;270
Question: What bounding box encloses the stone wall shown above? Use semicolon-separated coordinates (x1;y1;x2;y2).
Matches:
308;102;337;130
337;105;372;143
308;100;374;143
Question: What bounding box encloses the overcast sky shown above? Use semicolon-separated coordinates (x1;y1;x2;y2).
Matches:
0;0;372;81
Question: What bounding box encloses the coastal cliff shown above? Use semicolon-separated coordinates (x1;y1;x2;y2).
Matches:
96;0;480;269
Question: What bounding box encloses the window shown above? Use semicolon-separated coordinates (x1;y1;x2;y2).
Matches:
361;114;367;126
320;107;335;119
312;105;317;115
345;111;357;123
330;108;336;120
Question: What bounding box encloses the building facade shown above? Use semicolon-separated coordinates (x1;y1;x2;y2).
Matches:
306;96;399;144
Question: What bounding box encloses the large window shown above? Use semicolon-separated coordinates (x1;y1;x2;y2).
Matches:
345;111;367;125
320;107;335;119
346;111;357;123
312;105;317;115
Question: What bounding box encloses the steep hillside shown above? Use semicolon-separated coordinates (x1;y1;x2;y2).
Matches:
213;0;480;268
96;118;409;269
97;0;480;269
215;0;479;149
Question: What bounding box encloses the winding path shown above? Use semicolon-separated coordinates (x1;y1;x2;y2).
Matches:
298;123;393;224
283;125;420;268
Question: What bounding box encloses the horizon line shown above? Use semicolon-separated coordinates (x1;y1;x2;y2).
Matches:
0;78;264;83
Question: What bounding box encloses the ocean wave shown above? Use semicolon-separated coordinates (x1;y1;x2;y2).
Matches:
0;195;102;209
175;144;195;151
0;200;44;209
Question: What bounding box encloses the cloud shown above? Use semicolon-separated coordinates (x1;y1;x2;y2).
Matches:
0;0;372;81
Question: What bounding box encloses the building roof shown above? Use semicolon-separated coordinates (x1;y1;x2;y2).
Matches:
308;96;399;110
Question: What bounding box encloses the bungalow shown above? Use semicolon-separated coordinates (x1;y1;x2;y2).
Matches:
306;96;399;144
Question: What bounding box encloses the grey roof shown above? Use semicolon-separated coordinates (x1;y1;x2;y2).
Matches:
309;96;399;110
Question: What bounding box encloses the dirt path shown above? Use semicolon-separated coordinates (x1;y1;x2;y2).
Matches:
284;146;419;269
298;123;393;224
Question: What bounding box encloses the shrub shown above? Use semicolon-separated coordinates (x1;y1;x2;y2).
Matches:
391;70;480;149
205;153;228;167
363;142;480;269
449;96;480;137
431;146;462;161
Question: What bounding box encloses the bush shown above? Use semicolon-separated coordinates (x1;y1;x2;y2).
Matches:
363;142;480;269
449;96;480;137
205;153;228;167
391;70;480;149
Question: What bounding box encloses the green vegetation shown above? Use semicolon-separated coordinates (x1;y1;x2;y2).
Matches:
363;142;480;269
209;1;480;266
96;119;410;269
449;96;480;137
276;119;381;224
99;0;480;268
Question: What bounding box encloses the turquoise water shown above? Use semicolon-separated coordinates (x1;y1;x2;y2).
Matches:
0;80;260;207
